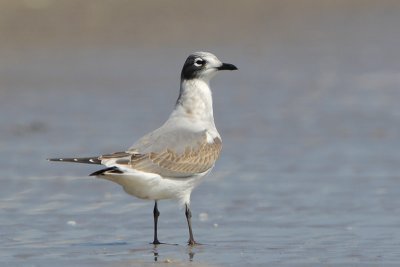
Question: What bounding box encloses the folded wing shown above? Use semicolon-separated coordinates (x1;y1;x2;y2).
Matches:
100;129;222;178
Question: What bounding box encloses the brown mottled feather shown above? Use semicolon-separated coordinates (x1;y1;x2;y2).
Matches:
100;136;222;178
131;137;221;177
129;138;222;177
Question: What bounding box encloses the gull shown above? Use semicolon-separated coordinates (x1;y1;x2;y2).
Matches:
48;52;237;245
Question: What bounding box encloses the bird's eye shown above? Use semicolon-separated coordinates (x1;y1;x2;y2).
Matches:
194;58;205;67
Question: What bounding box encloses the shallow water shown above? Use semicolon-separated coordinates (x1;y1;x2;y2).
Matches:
2;2;400;266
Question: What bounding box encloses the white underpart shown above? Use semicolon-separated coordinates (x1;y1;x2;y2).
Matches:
99;167;211;206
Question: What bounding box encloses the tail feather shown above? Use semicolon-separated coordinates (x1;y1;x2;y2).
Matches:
47;157;102;165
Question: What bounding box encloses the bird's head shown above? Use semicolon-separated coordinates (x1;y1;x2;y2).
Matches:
181;52;237;82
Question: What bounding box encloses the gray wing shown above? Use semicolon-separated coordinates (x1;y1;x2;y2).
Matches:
128;125;211;154
100;127;222;178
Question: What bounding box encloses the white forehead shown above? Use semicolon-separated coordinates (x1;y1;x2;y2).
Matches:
191;51;221;65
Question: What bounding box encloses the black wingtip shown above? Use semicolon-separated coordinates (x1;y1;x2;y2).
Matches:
90;167;123;176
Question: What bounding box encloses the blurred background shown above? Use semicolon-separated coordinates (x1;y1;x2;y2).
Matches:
1;0;400;265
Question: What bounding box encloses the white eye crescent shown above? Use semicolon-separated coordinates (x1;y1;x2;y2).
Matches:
194;58;205;67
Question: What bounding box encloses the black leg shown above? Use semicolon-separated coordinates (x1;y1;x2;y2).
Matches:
152;201;161;245
185;203;197;245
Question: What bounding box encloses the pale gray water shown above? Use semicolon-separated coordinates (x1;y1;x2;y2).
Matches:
2;1;400;266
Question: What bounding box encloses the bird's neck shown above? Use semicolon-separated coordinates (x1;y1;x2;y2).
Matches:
174;79;214;122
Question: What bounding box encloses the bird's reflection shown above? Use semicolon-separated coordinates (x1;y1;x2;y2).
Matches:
152;246;159;262
188;247;195;261
152;244;196;262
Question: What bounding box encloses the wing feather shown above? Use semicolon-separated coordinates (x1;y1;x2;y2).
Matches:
128;136;222;177
100;124;222;178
